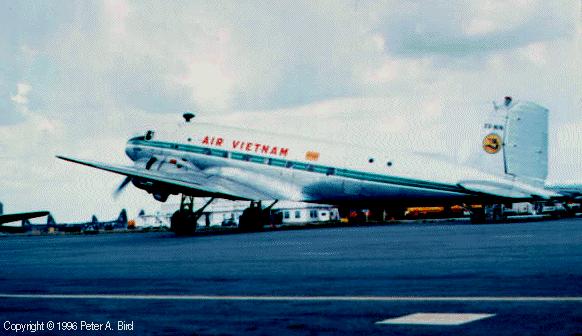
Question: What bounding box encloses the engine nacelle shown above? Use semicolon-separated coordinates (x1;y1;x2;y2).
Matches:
153;192;169;202
130;178;173;202
129;156;201;202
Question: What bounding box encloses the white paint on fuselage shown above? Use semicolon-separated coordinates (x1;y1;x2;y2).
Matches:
126;122;510;204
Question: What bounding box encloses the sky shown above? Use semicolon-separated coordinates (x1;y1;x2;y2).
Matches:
0;0;580;222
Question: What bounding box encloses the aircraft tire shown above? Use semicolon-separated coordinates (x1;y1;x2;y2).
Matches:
238;207;264;232
470;208;486;224
492;204;505;222
475;204;504;224
531;203;542;216
171;210;196;236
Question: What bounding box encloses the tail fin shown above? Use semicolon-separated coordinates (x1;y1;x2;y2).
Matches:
473;97;548;187
117;209;128;225
47;214;56;227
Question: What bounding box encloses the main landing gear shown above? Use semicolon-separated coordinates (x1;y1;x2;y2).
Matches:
238;200;278;232
170;195;215;236
468;204;506;224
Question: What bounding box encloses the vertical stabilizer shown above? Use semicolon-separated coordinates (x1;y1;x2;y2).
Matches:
117;209;128;226
47;214;56;227
472;97;548;187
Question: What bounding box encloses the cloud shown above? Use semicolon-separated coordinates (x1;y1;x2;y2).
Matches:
464;0;535;36
517;42;548;65
465;18;497;36
548;121;582;181
10;83;31;105
375;1;575;58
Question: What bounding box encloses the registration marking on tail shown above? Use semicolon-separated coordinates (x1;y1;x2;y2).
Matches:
376;313;495;326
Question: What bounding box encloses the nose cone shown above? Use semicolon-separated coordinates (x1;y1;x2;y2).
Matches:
125;136;144;161
125;144;135;160
125;142;137;160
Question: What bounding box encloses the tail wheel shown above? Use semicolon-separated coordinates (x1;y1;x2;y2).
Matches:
470;208;486;224
472;204;505;224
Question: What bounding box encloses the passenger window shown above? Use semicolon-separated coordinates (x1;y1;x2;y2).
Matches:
295;210;301;218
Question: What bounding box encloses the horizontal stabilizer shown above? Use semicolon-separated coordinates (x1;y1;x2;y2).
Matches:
546;183;582;199
459;180;561;199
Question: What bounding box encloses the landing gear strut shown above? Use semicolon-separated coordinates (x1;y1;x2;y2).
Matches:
170;195;214;235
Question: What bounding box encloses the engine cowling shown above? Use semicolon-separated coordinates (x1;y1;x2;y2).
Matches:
130;156;200;202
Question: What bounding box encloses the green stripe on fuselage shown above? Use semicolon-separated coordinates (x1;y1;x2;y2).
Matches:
128;139;463;193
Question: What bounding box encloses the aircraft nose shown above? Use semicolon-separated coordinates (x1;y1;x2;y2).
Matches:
125;137;142;160
125;133;151;161
125;142;136;160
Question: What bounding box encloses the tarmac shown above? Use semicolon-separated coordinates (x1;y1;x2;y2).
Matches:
0;217;581;335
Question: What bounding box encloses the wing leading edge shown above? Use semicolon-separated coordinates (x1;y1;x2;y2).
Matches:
0;211;50;225
56;156;273;201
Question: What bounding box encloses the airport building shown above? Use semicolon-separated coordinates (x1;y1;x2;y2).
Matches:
273;201;339;224
135;199;339;228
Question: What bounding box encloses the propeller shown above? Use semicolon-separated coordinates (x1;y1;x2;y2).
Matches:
113;176;132;199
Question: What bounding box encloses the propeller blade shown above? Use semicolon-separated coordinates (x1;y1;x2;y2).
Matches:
113;177;132;199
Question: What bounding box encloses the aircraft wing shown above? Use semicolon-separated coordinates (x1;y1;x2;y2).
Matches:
56;156;276;201
0;211;50;225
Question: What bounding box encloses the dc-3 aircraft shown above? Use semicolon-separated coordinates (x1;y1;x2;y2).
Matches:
58;97;580;235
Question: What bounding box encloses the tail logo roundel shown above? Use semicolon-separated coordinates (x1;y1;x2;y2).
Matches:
483;133;502;154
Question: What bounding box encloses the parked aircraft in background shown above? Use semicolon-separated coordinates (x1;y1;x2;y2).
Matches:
0;202;49;225
47;209;128;233
0;209;127;234
58;97;580;235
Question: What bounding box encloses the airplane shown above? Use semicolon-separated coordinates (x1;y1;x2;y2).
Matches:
47;209;128;233
58;96;579;235
0;210;128;234
0;202;49;226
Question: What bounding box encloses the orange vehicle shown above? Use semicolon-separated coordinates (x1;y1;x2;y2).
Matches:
404;205;469;219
